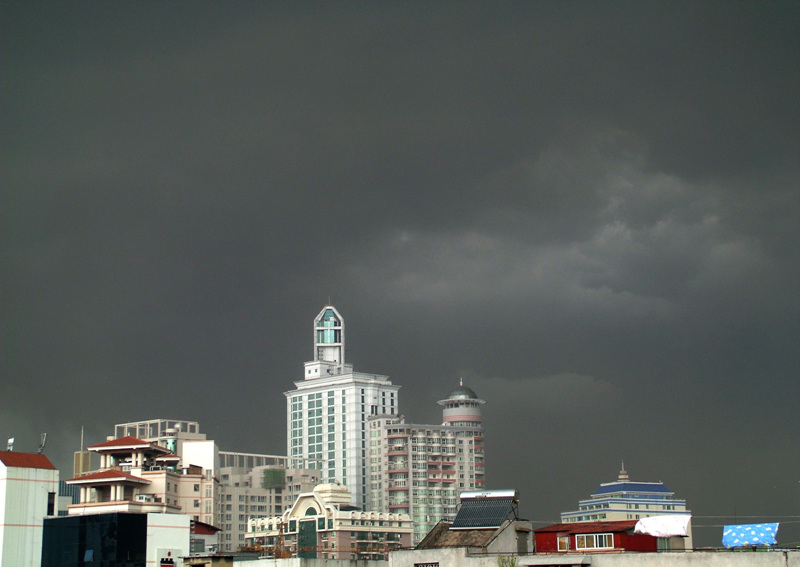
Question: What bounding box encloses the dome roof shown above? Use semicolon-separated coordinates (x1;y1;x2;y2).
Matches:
448;385;479;400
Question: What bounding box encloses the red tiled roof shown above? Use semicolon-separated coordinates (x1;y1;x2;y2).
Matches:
535;520;639;534
67;469;150;484
192;520;222;534
156;454;181;461
0;451;57;470
88;435;152;449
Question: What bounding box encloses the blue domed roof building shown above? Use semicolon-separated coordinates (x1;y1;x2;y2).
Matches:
560;464;693;549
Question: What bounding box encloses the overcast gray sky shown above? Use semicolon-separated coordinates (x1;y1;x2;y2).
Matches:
2;1;799;548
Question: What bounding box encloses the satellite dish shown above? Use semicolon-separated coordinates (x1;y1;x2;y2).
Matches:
6;437;14;451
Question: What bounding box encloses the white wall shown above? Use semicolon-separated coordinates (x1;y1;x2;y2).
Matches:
147;512;191;567
0;463;59;567
181;440;219;472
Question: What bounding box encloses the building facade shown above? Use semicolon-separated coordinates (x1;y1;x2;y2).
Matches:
216;464;321;552
65;435;202;517
286;305;400;509
0;451;59;567
41;511;189;567
112;418;320;552
368;382;486;543
246;483;413;560
535;520;660;553
560;465;692;548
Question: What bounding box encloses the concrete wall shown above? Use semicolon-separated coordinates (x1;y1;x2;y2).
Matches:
234;549;800;567
488;522;533;555
577;551;800;567
235;559;388;567
0;463;59;567
147;512;191;566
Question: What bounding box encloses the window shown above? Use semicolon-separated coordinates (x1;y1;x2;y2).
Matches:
575;533;613;550
194;484;200;492
558;536;569;551
47;492;56;516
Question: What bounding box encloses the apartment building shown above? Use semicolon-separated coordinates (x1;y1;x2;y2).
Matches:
368;382;486;543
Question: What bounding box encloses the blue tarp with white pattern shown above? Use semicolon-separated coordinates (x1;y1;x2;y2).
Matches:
722;523;779;548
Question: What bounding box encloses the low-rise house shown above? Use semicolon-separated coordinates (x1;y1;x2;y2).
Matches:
191;519;221;553
535;520;660;553
415;490;532;556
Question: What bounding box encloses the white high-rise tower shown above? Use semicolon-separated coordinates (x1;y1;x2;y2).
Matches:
286;305;400;509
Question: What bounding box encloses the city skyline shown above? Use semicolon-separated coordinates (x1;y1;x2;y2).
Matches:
3;1;799;549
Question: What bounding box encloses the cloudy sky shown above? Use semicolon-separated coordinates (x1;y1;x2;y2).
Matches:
3;1;799;547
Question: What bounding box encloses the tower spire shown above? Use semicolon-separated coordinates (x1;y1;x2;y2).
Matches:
618;461;629;481
313;305;345;364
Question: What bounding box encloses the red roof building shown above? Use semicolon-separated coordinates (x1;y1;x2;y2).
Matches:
534;520;658;553
0;451;60;566
0;451;57;470
66;436;188;516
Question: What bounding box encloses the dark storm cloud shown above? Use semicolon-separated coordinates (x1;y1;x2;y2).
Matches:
2;1;799;547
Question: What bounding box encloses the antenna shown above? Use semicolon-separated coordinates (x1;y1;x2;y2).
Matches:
38;433;47;454
6;437;14;451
